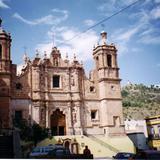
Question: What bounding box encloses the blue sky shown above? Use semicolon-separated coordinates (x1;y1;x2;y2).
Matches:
0;0;160;86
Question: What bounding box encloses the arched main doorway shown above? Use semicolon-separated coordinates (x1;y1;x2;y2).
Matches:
50;109;66;136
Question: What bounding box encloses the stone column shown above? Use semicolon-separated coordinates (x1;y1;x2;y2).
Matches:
115;54;118;67
73;102;83;135
45;69;48;91
33;106;40;124
104;53;108;67
99;53;103;68
29;102;33;125
32;68;40;90
46;104;49;128
67;102;73;135
45;69;49;100
112;54;116;68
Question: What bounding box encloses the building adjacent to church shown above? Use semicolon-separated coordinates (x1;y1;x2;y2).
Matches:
0;19;125;136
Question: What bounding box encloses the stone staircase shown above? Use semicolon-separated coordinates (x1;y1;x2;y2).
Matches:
88;135;120;153
38;135;116;158
0;135;14;158
38;134;135;158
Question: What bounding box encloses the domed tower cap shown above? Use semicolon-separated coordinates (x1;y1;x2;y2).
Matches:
100;31;107;44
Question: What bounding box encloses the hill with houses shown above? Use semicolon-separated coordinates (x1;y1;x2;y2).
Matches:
122;84;160;120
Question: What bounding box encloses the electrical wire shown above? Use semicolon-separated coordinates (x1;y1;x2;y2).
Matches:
57;0;143;47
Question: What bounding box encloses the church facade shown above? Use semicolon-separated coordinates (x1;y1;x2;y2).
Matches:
0;20;125;136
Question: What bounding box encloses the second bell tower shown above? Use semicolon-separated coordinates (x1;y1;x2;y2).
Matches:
0;18;12;128
93;31;125;136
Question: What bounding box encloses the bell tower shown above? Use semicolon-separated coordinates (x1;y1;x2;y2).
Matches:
0;18;12;128
0;18;11;72
93;31;125;136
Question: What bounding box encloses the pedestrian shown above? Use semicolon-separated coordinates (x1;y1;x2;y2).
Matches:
83;145;91;155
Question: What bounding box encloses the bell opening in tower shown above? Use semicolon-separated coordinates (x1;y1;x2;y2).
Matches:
107;55;112;67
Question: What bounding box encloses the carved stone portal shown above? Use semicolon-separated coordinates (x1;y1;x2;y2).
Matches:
50;109;66;135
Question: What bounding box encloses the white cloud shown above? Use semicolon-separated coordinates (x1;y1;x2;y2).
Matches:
130;7;160;45
36;27;99;62
109;24;141;55
140;28;154;36
116;41;128;55
97;0;137;16
17;64;24;75
154;0;160;3
83;19;96;26
52;8;68;20
150;6;160;19
13;9;69;26
97;0;117;16
140;35;160;44
13;13;37;25
0;0;10;9
115;26;140;41
36;43;53;56
59;28;98;61
125;4;160;45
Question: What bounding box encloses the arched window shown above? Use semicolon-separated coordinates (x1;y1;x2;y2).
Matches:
107;54;112;67
96;56;99;67
0;44;2;59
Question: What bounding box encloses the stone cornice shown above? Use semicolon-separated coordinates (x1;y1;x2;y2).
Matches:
100;124;125;127
93;45;117;55
0;72;11;75
98;67;119;70
98;78;121;82
31;99;82;103
100;98;122;101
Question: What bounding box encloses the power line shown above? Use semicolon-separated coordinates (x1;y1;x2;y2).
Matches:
57;0;143;47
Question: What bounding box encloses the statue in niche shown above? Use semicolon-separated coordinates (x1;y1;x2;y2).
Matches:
73;112;77;123
53;58;58;66
70;75;75;86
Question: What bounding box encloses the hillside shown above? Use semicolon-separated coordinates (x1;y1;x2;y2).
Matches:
122;84;160;120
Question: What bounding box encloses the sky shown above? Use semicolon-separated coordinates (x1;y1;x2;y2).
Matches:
0;0;160;86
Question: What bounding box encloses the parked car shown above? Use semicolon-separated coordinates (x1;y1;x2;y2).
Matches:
113;152;136;159
29;145;54;158
134;150;160;159
45;146;70;158
44;146;93;159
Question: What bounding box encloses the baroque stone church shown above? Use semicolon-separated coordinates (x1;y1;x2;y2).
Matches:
0;19;125;136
